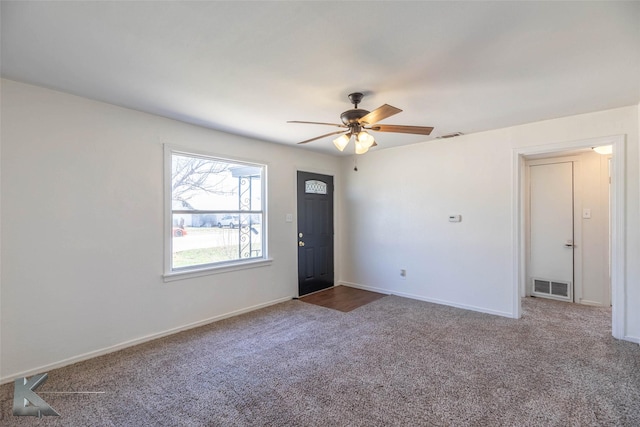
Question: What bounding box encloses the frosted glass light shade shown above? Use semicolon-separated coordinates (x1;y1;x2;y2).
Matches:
333;134;350;151
356;131;375;149
354;139;370;155
593;145;612;155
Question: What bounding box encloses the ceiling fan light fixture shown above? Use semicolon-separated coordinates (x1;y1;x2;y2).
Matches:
354;139;370;155
333;133;351;151
356;130;375;149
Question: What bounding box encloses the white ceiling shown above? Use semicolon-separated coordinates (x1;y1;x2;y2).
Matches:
2;1;639;156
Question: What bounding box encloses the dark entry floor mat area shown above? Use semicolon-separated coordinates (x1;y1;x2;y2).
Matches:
299;285;387;312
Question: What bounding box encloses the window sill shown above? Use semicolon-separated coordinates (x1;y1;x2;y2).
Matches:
163;258;273;282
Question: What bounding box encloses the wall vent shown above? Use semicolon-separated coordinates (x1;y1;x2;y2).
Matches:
532;278;572;302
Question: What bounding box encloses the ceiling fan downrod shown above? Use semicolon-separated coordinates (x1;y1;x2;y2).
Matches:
348;92;364;109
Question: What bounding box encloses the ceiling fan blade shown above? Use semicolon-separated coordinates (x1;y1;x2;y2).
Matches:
288;120;347;128
359;104;402;125
297;130;348;145
368;124;434;135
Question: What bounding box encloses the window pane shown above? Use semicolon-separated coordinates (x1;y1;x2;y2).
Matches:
170;152;265;271
172;214;263;269
305;180;327;194
172;154;262;211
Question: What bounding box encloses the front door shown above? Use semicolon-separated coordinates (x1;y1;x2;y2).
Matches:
297;171;334;296
529;161;574;301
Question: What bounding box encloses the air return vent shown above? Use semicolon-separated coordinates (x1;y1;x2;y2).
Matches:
436;132;464;139
532;278;572;302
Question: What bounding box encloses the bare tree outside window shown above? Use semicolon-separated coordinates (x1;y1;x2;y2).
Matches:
171;156;232;207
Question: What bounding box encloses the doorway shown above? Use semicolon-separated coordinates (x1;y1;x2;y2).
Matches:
528;160;576;302
297;171;334;296
513;135;626;340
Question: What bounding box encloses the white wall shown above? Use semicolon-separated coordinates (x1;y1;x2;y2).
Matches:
340;129;515;316
0;79;341;381
339;105;640;341
575;151;611;306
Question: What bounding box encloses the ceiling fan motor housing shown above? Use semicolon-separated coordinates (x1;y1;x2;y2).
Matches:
340;109;370;126
341;92;370;127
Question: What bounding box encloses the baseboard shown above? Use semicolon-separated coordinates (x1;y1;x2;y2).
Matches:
339;281;391;295
623;335;640;344
339;281;513;318
578;299;606;307
0;295;293;385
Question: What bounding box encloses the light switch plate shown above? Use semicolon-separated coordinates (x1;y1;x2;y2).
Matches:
582;208;591;219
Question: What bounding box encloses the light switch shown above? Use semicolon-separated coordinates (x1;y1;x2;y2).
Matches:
285;213;293;222
449;215;462;223
582;208;591;219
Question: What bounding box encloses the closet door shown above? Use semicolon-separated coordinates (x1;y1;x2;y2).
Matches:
529;162;574;301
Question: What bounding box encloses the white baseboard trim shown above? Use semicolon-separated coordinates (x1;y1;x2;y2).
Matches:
579;299;605;307
339;281;514;318
0;295;293;385
339;281;391;295
623;335;640;344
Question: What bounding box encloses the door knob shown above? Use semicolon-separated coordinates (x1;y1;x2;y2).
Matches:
564;240;574;247
298;241;305;247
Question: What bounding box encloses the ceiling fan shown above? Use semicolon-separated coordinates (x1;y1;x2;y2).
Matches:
288;92;434;154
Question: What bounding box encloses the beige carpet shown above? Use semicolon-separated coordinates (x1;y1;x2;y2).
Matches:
1;296;638;426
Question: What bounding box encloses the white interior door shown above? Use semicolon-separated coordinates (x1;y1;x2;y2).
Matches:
529;162;574;301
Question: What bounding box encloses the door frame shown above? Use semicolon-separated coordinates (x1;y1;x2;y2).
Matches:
295;168;337;297
513;134;626;340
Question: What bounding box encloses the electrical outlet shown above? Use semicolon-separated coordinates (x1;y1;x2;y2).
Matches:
400;269;407;279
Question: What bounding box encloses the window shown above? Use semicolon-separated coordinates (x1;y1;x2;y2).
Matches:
166;147;266;276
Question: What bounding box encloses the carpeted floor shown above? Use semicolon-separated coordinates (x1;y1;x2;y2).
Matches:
1;295;638;426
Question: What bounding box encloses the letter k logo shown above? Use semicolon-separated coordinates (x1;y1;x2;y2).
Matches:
13;373;60;417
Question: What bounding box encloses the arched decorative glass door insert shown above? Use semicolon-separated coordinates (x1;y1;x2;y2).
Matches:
305;180;327;195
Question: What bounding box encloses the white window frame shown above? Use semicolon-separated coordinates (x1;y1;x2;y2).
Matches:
163;145;270;281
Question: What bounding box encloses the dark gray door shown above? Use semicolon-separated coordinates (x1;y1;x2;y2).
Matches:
297;171;334;296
